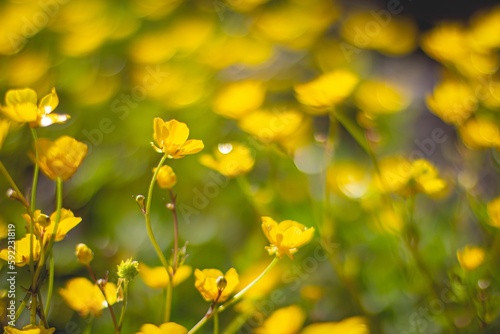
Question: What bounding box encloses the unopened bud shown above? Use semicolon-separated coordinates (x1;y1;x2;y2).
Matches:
135;195;146;213
36;214;51;228
76;243;94;265
6;189;22;201
216;276;227;291
166;202;175;211
155;165;177;189
117;258;140;281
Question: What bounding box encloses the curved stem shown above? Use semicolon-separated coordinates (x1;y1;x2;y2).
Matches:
188;257;279;334
144;154;170;270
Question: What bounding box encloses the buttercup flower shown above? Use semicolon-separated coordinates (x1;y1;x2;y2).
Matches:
35;136;88;181
0;87;69;127
4;325;56;334
254;305;305;334
59;277;117;317
194;268;239;303
301;316;369;334
458;118;500;149
199;142;254;177
0;234;40;267
426;79;477;124
137;322;187;334
139;263;192;289
23;209;82;244
457;245;486;271
213;80;266;119
75;243;94;265
152;118;204;158
411;159;447;196
261;216;315;259
487;197;500;228
155;165;177;189
294;70;358;112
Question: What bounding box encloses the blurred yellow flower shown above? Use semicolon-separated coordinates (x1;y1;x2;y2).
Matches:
421;23;469;63
301;316;369;334
226;0;270;12
255;305;305;334
0;234;40;267
139;263;192;289
458;118;500;149
200;143;254;178
295;70;359;112
341;12;417;56
155;165;177;189
354;80;409;116
0;88;69;128
261;216;315;259
35;136;88;181
137;322;187;334
374;155;412;194
59;277;117;317
457;245;486;271
426;80;477;124
4;325;55;334
411;159;447;196
152;118;204;158
327;161;371;199
194;268;239;303
487;197;500;228
469;6;500;51
213;81;266;119
238;109;304;144
0;118;9;150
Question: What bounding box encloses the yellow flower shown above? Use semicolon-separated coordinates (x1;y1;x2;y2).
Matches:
137;322;187;334
421;23;469;63
35;136;88;181
199;143;254;178
301;316;369;334
59;277;117;317
0;88;38;123
213;80;266;119
254;305;305;334
426;80;477;125
139;263;192;289
238;109;304;144
261;216;315;259
152;118;204;158
374;155;412;194
294;70;359;112
194;268;239;303
487;197;500;228
354;80;409;116
0;234;40;267
155;165;177;189
23;209;82;244
457;245;486;271
75;243;94;265
0;88;69;127
459;118;500;149
4;325;56;334
411;159;447;196
0;118;9;150
469;5;500;51
327;162;370;199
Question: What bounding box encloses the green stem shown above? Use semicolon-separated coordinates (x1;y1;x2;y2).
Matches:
29;128;40;299
44;255;55;316
164;280;173;323
118;280;129;332
0;161;30;208
144;154;170;270
188;257;279;334
169;189;180;274
83;316;95;334
86;264;119;333
214;310;219;334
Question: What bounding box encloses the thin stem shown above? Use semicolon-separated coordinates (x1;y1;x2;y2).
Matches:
188;257;279;334
86;265;119;333
118;280;129;332
164;280;173;323
37;290;48;328
44;254;55;316
0;161;30;208
213;310;219;334
144;154;170;270
29;128;40;299
169;189;179;274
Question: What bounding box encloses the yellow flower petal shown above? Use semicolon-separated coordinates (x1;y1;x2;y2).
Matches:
457;245;486;271
4;325;56;334
255;305;305;334
0;234;40;267
139;263;192;289
137;322;187;334
194;267;239;302
301;316;369;334
0;88;38;123
199;143;255;177
152;118;204;158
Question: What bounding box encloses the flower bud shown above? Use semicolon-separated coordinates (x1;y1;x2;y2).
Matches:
36;214;51;228
216;276;227;291
135;195;146;213
76;243;94;265
155;165;177;189
6;188;22;202
117;258;140;281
